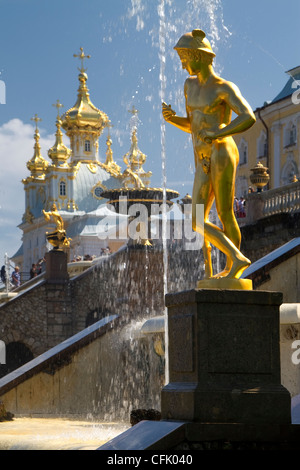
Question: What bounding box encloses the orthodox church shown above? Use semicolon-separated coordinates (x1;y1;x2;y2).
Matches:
12;48;152;276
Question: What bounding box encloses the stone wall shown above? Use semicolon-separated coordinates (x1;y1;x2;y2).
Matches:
0;244;204;374
241;212;300;263
0;316;163;421
0;283;48;356
1;210;299;373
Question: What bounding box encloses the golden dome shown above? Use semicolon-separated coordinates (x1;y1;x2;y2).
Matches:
61;48;109;136
122;125;152;189
26;115;49;177
48;118;71;166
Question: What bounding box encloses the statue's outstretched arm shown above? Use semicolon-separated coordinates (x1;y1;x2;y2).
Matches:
43;209;50;221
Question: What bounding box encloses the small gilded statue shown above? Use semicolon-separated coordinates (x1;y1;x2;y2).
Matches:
43;203;71;250
162;29;256;281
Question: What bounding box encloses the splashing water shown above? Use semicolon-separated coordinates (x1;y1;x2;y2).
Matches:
158;0;169;384
126;0;230;382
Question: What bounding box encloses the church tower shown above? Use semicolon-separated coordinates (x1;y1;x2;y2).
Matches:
13;48;124;276
61;48;109;164
46;99;75;212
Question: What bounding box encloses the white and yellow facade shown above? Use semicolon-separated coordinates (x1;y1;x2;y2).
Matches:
234;65;300;197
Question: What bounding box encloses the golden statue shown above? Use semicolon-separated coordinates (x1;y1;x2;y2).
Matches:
162;29;256;284
43;203;71;249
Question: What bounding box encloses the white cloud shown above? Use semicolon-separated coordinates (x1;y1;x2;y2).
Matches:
0;119;54;262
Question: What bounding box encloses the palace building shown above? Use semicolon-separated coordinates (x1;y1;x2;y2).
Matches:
11;48;153;276
234;65;300;197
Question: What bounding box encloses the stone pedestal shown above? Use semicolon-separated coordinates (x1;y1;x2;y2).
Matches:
45;250;69;282
161;289;291;425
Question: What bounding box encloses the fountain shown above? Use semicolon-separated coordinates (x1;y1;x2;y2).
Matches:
99;21;300;451
2;0;300;452
101;108;179;247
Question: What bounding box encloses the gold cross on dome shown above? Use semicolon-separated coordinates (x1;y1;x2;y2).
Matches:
31;114;42;131
52;99;63;118
128;105;139;117
73;47;91;72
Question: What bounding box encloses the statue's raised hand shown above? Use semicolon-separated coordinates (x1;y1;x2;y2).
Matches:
162;102;176;122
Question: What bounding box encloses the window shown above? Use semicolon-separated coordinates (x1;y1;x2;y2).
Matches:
85;140;91;152
257;131;267;158
239;139;248;165
281;153;298;185
59;181;66;196
285;122;297;147
94;186;103;198
289;125;296;146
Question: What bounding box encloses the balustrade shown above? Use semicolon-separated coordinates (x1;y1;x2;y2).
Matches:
244;181;300;224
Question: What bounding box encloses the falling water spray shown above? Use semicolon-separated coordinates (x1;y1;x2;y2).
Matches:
158;0;169;385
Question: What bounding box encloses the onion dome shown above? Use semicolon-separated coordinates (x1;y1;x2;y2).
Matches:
61;48;109;136
48;100;71;166
122;107;152;189
26;114;49;178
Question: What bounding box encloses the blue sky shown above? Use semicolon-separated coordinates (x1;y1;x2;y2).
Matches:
0;0;299;264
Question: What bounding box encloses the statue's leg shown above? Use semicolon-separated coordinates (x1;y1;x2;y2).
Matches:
192;165;214;278
212;142;241;245
207;142;250;279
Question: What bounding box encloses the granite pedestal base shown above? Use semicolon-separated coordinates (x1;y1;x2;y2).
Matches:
161;289;291;425
45;250;69;282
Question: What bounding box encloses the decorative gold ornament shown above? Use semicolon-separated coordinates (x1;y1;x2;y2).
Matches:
87;163;97;173
250;161;270;191
101;121;121;177
43;203;71;250
26;114;49;177
122;111;152;189
48;100;71;166
61;47;109;137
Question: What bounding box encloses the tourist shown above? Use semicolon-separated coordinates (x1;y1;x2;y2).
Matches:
11;266;20;288
238;197;246;218
162;29;255;279
36;258;45;274
30;263;37;279
234;197;239;218
0;265;6;284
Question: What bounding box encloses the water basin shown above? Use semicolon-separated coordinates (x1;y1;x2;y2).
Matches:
0;417;129;450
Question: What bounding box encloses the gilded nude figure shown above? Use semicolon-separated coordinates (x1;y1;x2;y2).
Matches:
43;203;71;249
162;29;256;280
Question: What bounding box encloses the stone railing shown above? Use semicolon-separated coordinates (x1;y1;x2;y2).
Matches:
262;181;300;217
242;181;300;224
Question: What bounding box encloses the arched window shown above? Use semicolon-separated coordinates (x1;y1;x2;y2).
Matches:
85;140;91;152
59;180;66;196
238;139;248;165
285;122;297;147
289;125;297;146
281;154;298;185
0;342;34;378
257;131;267;158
